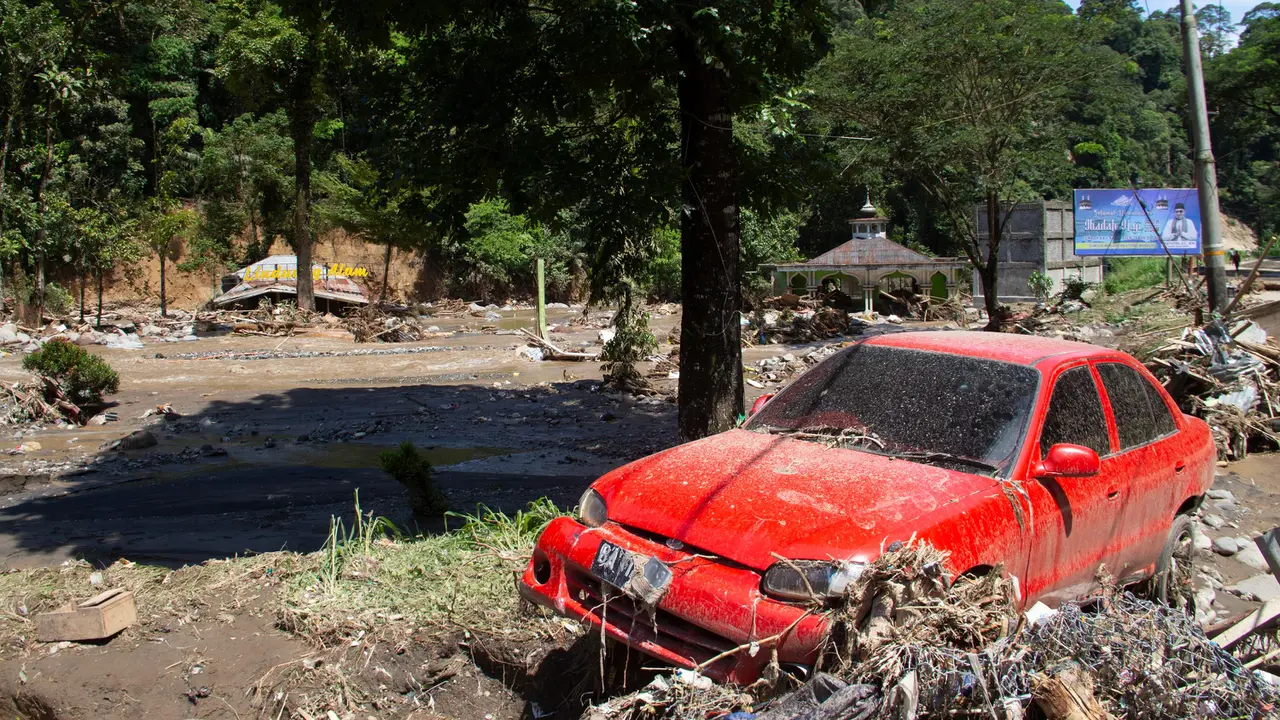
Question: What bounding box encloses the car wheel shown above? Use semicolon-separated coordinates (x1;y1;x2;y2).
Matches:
1147;514;1196;612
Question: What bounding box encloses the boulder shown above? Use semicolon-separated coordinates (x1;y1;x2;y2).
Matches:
1236;542;1269;571
1230;574;1280;602
117;430;158;451
1212;536;1239;556
0;324;17;343
1202;514;1226;529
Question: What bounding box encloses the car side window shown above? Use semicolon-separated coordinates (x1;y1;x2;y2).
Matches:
1039;366;1110;458
1098;363;1169;450
1142;374;1178;437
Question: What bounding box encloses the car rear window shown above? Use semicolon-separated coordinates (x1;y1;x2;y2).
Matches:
745;343;1039;474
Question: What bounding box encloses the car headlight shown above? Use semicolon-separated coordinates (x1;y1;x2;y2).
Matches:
578;489;608;528
761;560;867;601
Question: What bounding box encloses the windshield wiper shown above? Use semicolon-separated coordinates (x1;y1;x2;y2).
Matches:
888;451;998;474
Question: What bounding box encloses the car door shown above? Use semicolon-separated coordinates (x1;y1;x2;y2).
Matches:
1021;363;1129;606
1094;361;1183;582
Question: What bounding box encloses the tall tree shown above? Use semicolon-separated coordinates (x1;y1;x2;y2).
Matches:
332;0;828;439
812;0;1094;324
217;0;341;311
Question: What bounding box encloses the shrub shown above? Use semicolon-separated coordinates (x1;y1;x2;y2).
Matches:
22;340;120;406
1027;271;1053;302
378;442;448;516
601;282;658;390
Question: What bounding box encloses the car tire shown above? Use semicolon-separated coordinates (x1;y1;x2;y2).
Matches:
1146;513;1196;612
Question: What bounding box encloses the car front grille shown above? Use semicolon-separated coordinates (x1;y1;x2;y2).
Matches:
565;568;739;674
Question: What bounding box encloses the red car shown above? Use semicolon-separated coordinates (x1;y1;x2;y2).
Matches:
519;332;1214;683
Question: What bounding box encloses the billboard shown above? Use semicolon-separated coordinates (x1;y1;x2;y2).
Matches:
1073;188;1201;256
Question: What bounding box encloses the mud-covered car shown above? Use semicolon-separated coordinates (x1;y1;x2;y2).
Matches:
518;332;1215;683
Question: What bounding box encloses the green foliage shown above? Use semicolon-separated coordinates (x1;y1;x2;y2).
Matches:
811;0;1096;301
460;198;547;300
1103;257;1166;295
22;339;120;405
378;442;447;516
601;282;658;389
1027;271;1054;303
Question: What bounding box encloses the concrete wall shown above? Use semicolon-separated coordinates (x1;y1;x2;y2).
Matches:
973;200;1103;304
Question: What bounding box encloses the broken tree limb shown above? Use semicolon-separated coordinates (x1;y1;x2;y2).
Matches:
518;328;599;361
1225;234;1280;317
1032;664;1116;720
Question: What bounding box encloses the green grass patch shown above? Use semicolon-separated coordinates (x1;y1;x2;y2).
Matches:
279;497;565;644
1103;257;1167;295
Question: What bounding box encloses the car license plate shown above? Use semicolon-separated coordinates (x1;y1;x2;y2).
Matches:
591;541;635;590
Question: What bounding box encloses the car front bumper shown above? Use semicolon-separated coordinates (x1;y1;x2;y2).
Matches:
518;517;831;684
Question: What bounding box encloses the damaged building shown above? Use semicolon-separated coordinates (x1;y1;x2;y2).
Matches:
215;255;370;312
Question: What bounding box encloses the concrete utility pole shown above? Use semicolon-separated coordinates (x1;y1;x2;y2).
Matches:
1181;0;1228;313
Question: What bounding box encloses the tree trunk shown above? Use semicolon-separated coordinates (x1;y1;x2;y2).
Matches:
291;49;317;311
79;264;86;322
0;112;14;240
981;192;1002;330
96;268;103;327
674;29;743;441
380;243;392;303
31;105;55;326
248;205;261;258
158;251;167;317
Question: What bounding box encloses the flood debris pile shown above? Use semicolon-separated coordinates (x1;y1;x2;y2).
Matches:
747;344;844;388
745;307;909;346
590;540;1275;720
1146;319;1280;459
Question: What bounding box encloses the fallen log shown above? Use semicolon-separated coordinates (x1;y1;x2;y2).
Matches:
518;328;599;361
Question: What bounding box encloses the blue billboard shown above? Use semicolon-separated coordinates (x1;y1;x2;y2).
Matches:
1073;188;1202;256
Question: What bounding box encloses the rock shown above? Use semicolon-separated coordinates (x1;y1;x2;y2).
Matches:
1236;543;1269;571
1207;488;1236;502
75;331;98;346
353;431;367;439
199;444;227;457
518;346;545;362
1193;527;1213;553
600;412;617;421
1214;499;1238;514
887;314;903;324
547;302;569;309
1202;514;1226;529
782;353;797;363
484;311;502;321
1229;574;1280;602
117;430;158;451
1213;537;1239;555
140;324;164;336
15;332;31;344
1194;586;1216;623
0;325;17;344
468;302;487;312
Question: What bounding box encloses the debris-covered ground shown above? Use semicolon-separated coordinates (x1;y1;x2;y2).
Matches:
3;288;1280;718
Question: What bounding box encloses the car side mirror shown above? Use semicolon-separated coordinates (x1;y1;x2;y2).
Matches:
1034;443;1101;479
749;393;776;416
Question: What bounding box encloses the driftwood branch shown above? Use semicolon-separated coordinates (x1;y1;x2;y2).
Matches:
519;328;599;361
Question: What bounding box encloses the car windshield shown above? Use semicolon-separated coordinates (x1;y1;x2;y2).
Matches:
744;343;1040;475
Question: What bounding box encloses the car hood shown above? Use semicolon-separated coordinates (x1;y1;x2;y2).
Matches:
594;429;1000;570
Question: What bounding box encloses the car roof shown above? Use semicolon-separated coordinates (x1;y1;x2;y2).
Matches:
864;330;1125;368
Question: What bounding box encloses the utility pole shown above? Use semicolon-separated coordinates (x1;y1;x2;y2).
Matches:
1181;0;1228;313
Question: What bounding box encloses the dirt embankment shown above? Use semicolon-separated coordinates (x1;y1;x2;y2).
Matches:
62;229;442;311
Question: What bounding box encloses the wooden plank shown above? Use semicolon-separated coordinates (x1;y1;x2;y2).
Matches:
1211;598;1280;650
35;589;135;642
